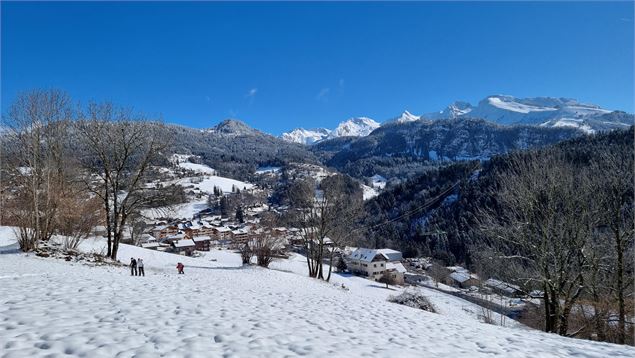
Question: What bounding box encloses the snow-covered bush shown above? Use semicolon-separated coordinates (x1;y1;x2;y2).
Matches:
388;290;437;313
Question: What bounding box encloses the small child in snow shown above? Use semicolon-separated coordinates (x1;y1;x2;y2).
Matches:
137;258;145;276
176;262;184;274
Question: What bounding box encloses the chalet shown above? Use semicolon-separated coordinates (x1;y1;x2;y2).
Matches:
163;232;186;243
198;223;216;236
171;239;196;256
449;270;480;288
385;262;407;285
348;248;390;281
141;242;160;250
139;233;158;244
484;278;522;297
152;224;179;239
231;228;250;242
192;236;212;251
376;249;403;262
184;223;201;238
212;226;232;240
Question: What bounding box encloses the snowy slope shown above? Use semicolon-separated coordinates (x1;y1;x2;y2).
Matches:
1;235;634;357
170;154;217;175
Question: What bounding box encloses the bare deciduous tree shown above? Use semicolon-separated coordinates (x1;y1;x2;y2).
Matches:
2;90;74;251
478;151;593;335
288;175;362;281
76;103;174;260
591;143;634;344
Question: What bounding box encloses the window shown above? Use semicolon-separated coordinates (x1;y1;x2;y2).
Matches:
373;264;377;268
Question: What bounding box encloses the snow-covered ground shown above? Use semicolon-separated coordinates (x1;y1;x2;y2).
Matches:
142;199;209;221
255;166;281;174
170;154;217;175
142;159;254;220
361;184;379;200
1;232;634;357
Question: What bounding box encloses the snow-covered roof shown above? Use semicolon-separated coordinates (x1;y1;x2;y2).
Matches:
447;266;469;274
172;239;196;248
386;262;407;273
141;242;160;248
214;227;231;233
376;248;402;262
350;248;388;263
140;234;157;243
232;228;249;235
450;271;473;283
484;278;520;294
167;233;186;240
192;236;212;242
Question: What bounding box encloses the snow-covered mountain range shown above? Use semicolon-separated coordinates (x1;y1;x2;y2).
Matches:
281;128;332;145
282;117;380;145
282;95;633;145
424;95;632;133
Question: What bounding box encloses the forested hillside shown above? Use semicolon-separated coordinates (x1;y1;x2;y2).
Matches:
312;118;582;180
159;120;318;180
360;127;634;264
359;127;634;342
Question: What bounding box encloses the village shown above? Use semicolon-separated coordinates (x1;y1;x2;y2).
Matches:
131;157;536;319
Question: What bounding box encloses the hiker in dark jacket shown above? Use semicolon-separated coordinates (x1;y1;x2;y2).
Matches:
176;262;184;274
130;258;137;276
137;258;145;277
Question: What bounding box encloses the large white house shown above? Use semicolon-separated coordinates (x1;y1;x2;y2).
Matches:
348;248;405;284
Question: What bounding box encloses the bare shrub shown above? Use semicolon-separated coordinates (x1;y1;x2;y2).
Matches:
427;261;450;287
252;235;283;268
57;192;102;250
479;306;495;325
388;290;436;313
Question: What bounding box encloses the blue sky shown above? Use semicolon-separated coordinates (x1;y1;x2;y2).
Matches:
2;1;633;134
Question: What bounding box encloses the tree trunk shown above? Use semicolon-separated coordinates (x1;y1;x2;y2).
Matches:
559;301;573;336
326;249;334;282
615;226;625;344
544;287;554;333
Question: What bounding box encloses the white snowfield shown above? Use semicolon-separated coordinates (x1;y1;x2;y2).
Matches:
1;235;634;357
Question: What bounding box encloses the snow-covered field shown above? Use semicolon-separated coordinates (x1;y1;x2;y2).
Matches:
1;231;634;357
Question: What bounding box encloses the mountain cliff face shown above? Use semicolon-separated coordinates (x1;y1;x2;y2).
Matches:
424;95;633;133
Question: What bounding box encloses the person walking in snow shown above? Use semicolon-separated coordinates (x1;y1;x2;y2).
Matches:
130;257;137;276
176;262;184;274
137;258;145;277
